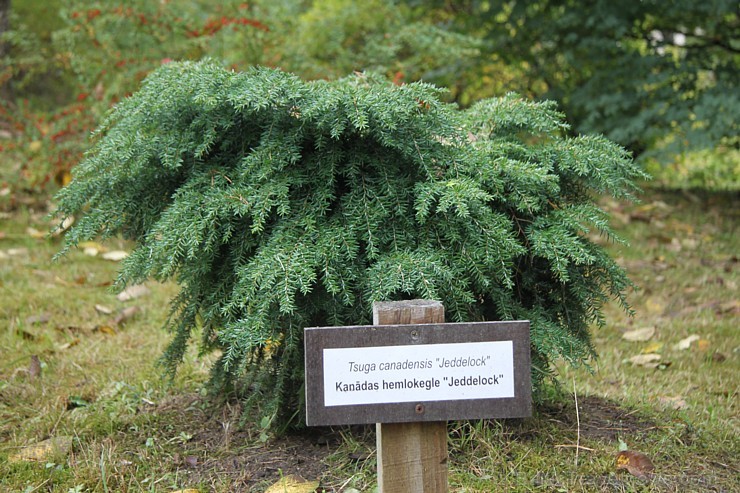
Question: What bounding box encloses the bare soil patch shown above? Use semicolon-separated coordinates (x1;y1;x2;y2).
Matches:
145;393;738;492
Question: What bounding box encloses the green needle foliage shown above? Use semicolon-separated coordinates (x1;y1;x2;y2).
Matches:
53;61;647;429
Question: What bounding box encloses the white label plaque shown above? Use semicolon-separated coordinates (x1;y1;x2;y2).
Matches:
323;341;514;407
304;320;531;425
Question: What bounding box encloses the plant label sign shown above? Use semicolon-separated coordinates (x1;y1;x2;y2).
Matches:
304;321;531;426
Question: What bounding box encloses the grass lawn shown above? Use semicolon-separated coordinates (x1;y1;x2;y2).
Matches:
1;189;738;492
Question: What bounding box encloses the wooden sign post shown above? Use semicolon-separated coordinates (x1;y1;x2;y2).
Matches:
373;300;448;493
304;300;531;493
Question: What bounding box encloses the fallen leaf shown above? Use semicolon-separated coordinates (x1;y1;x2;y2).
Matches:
616;450;655;479
28;355;42;379
623;327;655;342
57;339;80;350
717;300;740;315
102;250;128;261
95;304;113;315
8;436;73;463
51;216;74;237
641;342;664;354
95;325;117;336
697;339;710;351
26;227;45;239
674;334;700;351
628;353;662;367
348;451;371;461
59;170;73;186
114;306;140;325
84;247;99;257
264;475;320;493
658;396;688;410
117;284;149;301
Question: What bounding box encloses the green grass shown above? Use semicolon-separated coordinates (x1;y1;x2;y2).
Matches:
1;189;738;492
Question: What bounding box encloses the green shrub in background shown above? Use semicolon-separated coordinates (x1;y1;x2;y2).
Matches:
645;148;740;191
0;0;272;205
0;0;479;206
53;61;647;429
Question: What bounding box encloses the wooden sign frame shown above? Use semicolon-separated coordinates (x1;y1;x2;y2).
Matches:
305;320;531;426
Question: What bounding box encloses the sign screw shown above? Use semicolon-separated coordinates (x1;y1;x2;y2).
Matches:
415;404;425;414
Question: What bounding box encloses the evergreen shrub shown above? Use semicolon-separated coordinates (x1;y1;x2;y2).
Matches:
53;61;647;428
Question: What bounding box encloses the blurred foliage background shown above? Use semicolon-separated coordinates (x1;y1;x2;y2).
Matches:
0;0;738;208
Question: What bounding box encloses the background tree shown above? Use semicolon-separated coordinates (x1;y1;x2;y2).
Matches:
416;0;739;161
0;0;481;204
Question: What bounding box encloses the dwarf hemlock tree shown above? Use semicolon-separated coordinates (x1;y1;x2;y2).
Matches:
53;61;646;428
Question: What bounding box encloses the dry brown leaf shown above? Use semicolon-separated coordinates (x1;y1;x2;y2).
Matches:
84;246;100;256
95;304;113;315
658;396;688;410
674;334;701;351
102;250;128;261
622;327;655;342
717;300;740;315
264;475;320;493
26;227;45;239
51;216;74;237
57;339;80;351
114;306;140;325
616;450;655;479
117;284;149;301
628;353;661;367
8;436;73;463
